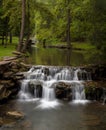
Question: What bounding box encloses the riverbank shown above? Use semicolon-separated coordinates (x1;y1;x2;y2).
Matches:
0;55;30;104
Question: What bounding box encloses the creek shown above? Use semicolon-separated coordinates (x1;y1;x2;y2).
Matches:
1;66;106;130
25;46;105;66
0;47;106;130
0;100;106;130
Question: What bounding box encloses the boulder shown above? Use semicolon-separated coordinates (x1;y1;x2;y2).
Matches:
84;64;106;80
0;86;11;101
55;82;72;100
6;111;25;119
84;81;106;100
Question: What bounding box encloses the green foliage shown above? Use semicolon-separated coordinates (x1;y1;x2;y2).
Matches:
0;0;106;52
1;0;21;35
35;0;106;51
88;0;106;49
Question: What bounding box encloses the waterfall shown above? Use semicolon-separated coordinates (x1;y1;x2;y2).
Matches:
73;69;80;80
42;87;55;101
19;66;91;104
42;81;56;101
19;80;32;100
102;88;106;105
71;82;86;102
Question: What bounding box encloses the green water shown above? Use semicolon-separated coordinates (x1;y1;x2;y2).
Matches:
25;47;106;66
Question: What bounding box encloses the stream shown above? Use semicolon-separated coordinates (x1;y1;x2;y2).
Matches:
0;47;106;130
0;100;106;130
0;66;106;130
25;46;106;66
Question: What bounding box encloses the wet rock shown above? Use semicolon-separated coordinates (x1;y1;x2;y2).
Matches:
84;81;106;101
14;72;25;80
20;62;31;69
0;61;11;77
14;76;24;80
84;64;106;80
55;82;72;100
29;82;42;98
3;72;14;79
0;58;29;103
21;120;32;128
4;56;17;61
12;69;19;73
12;51;24;56
0;80;15;88
2;118;16;128
42;67;49;75
0;87;11;101
7;111;25;119
0;61;11;66
0;117;3;126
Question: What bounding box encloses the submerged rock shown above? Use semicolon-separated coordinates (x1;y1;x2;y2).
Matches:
0;117;3;126
7;111;25;119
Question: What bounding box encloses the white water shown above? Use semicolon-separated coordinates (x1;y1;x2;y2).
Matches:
42;81;56;101
19;80;32;100
19;66;91;107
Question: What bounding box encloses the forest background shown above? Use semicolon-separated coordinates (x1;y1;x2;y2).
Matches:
0;0;106;59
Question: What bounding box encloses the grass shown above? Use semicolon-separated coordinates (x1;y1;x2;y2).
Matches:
0;37;97;62
72;42;96;50
47;40;96;50
0;37;18;60
0;45;16;57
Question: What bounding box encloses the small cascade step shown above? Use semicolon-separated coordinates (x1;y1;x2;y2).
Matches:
19;66;91;102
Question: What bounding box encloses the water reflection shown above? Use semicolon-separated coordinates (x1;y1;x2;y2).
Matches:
0;101;106;130
25;46;106;66
83;102;106;130
25;47;84;66
66;49;71;66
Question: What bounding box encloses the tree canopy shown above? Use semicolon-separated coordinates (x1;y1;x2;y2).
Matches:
0;0;106;51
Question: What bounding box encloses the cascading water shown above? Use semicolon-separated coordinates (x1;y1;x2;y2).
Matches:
72;82;85;100
42;81;56;101
19;66;91;106
19;80;32;100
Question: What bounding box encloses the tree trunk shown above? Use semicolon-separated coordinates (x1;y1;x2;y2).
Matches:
67;0;71;48
66;49;71;66
22;0;30;53
9;32;12;44
4;32;8;48
2;32;5;45
17;0;26;52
